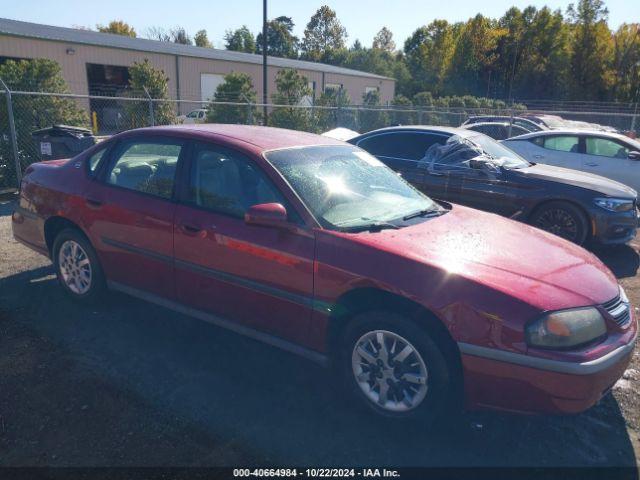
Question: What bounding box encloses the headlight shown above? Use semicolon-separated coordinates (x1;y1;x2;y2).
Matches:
594;198;634;212
525;307;607;349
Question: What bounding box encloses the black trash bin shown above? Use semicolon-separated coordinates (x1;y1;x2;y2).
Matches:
31;125;97;161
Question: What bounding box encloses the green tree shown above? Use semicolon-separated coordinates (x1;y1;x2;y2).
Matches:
358;89;389;132
612;23;640;102
404;20;457;96
269;69;312;130
194;29;212;48
97;20;137;37
225;26;256;53
206;72;258;124
126;59;175;128
372;27;396;52
314;87;354;131
447;15;501;97
567;0;614;100
301;6;348;61
256;16;299;59
0;59;87;183
390;94;415;125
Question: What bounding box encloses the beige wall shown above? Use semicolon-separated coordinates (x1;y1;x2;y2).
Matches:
0;34;395;112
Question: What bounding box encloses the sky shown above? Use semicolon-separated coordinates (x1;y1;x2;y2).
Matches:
2;0;636;49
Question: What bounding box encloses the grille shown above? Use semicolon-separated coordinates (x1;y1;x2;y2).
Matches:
601;295;631;328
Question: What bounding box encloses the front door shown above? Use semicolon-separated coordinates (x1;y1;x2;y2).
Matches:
582;135;638;191
84;136;185;298
173;142;316;346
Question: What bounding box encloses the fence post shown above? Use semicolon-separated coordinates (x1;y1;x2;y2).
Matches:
143;86;155;127
508;107;514;138
0;78;22;188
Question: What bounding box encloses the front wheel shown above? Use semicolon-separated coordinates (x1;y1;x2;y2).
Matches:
340;311;453;424
529;201;588;245
52;228;106;303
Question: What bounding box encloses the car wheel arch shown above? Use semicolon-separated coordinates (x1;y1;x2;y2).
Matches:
44;216;91;257
326;287;463;391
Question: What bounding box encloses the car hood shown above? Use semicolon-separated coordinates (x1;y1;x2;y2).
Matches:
512;163;637;198
340;205;619;311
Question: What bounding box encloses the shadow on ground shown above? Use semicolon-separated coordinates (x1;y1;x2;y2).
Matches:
0;265;637;468
594;243;640;279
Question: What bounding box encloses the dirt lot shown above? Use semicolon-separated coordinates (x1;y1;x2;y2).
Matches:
1;193;639;468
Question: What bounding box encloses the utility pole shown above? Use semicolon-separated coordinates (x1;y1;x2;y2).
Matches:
262;0;268;124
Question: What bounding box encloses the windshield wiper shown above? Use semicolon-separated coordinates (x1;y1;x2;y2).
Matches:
343;221;401;233
402;208;445;221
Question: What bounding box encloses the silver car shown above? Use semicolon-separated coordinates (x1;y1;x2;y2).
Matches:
503;130;640;193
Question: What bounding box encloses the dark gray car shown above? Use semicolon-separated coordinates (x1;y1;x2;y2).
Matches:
349;126;638;245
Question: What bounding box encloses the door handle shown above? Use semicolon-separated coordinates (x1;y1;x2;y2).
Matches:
585;162;599;167
428;171;444;177
533;155;544;159
181;224;203;234
85;198;103;209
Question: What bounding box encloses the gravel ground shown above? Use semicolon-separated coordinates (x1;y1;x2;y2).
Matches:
0;194;639;468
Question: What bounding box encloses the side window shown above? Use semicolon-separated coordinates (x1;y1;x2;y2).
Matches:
542;136;579;153
106;139;182;199
358;133;447;161
188;144;298;221
585;137;630;158
87;146;108;175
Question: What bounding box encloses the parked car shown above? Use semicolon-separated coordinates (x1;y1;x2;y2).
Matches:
462;116;545;132
12;125;636;422
177;109;207;124
461;121;532;140
503;129;640;193
349;126;638;245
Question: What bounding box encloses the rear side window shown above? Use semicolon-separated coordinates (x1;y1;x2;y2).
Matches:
541;136;579;153
106;139;183;199
357;132;447;161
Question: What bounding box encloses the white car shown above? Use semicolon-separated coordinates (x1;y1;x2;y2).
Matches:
503;130;640;193
177;109;207;124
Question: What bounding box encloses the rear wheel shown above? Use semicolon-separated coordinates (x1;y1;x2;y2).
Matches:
52;228;105;303
340;311;453;424
529;201;588;245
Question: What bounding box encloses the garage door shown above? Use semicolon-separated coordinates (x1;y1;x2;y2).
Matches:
200;74;225;102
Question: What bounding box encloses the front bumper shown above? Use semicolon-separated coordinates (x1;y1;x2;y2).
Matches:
460;327;637;414
591;206;638;244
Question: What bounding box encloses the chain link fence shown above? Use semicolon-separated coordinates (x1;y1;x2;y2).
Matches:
1;87;639;191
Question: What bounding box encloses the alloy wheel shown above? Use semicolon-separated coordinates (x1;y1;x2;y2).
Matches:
534;208;578;242
351;329;428;413
58;240;92;295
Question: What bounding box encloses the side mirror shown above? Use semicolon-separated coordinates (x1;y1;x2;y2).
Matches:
245;203;290;229
628;151;640;160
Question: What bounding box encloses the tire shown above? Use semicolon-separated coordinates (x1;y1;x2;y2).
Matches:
529;201;589;245
52;228;106;303
339;310;453;424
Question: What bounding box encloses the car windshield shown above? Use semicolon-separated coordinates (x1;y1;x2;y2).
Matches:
465;134;530;169
266;145;439;231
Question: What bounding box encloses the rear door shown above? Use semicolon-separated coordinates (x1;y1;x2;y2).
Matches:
84;135;185;298
528;134;582;170
172;141;316;345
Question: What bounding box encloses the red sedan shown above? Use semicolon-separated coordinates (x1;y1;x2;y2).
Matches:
12;124;637;422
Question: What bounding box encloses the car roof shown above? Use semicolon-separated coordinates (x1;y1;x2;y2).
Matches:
506;129;638;144
352;125;474;140
124;124;346;151
462;122;511;128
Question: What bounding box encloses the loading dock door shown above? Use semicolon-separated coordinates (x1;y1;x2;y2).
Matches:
201;74;225;102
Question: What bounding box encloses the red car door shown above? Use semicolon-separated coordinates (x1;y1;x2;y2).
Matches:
173;141;316;347
82;135;186;299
